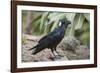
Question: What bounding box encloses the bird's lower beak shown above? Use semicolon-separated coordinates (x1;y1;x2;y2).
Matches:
68;21;71;24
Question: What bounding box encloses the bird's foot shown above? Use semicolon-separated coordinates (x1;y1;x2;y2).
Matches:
55;55;61;59
58;54;64;57
56;52;64;57
53;55;64;60
49;55;61;60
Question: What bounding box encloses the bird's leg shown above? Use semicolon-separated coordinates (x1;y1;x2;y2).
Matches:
54;48;63;57
51;48;58;57
49;48;60;60
50;48;62;60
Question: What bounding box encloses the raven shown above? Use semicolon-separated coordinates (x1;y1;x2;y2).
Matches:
29;18;71;57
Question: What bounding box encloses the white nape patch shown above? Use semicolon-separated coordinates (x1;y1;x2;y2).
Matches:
58;22;62;26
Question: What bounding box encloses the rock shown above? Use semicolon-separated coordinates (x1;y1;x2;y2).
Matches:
58;36;80;51
75;45;90;59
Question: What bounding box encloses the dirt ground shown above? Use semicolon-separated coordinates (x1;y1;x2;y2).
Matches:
22;34;90;62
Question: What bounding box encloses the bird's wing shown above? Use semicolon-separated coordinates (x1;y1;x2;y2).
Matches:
38;35;48;43
38;28;59;43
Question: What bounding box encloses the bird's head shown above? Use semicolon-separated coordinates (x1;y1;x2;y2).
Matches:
59;18;71;28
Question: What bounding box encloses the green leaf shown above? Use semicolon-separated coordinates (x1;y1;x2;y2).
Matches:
84;13;90;22
39;12;49;31
75;14;85;30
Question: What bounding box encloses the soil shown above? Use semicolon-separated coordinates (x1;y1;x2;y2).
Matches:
22;34;90;62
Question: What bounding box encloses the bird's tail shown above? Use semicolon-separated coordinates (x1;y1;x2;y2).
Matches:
28;45;38;50
29;44;44;55
32;46;44;55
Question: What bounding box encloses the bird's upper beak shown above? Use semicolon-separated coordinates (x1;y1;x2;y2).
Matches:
67;20;71;24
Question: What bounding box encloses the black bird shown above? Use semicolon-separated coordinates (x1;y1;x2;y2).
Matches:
29;18;71;57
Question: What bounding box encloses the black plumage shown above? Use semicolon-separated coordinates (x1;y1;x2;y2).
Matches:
29;18;71;56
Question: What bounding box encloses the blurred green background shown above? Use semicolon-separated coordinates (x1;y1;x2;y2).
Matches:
22;10;90;47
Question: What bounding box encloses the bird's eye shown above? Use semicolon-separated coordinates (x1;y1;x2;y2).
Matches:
62;21;65;24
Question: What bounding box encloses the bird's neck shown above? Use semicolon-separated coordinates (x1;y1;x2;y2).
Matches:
59;24;66;30
58;25;66;34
